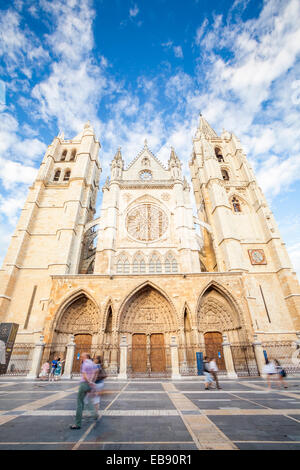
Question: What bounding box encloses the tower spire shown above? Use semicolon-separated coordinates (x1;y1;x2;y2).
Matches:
196;114;218;139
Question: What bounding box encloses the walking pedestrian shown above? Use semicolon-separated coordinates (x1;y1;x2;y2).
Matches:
85;356;106;413
39;361;50;381
53;358;64;381
70;352;98;430
203;356;213;390
209;357;221;390
263;358;277;390
49;356;58;381
274;359;288;389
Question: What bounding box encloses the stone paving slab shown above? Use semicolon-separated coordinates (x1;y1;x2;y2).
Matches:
78;443;198;450
235;442;300;450
125;383;164;391
0;415;95;442
208;415;300;441
84;416;193;443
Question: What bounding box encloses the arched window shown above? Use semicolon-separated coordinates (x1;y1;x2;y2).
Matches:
116;254;130;274
70;149;76;161
221;169;229;181
232;196;242;213
165;253;178;273
61;150;67;161
53;169;61;182
215;147;224;162
133;253;146;273
149;254;162;273
63;170;71;181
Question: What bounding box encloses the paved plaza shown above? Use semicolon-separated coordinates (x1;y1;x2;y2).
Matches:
0;376;300;450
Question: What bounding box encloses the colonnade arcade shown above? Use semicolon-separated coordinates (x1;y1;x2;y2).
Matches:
47;283;246;376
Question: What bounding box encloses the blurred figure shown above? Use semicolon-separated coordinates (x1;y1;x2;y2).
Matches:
39;361;50;381
263;358;277;389
203;356;213;390
70;352;98;430
209;357;221;390
274;359;288;389
86;356;106;413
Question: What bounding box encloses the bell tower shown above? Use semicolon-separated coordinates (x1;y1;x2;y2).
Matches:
189;114;300;330
0;122;101;333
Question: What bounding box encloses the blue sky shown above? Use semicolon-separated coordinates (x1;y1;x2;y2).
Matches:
0;0;300;276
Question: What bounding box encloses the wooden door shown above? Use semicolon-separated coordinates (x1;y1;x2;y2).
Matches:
132;334;147;373
73;334;92;373
204;332;226;371
150;334;166;373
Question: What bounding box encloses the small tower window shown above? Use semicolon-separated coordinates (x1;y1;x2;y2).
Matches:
63;170;71;181
221;169;229;181
70;149;76;161
61;150;67;161
232;196;242;213
215;147;224;162
53;169;61;182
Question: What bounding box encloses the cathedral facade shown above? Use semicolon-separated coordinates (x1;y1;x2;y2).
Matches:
1;117;300;377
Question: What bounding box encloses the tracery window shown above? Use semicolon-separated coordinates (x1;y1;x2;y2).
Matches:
132;253;146;273
149;254;162;273
116;255;130;274
165;253;178;273
126;204;168;242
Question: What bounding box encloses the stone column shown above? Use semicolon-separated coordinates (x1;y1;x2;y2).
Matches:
62;335;76;379
253;334;266;376
170;336;181;380
27;335;45;379
146;334;151;374
110;330;118;374
179;328;188;373
118;335;128;380
222;333;237;379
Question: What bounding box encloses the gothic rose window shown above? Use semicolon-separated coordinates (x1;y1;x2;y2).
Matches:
126;204;168;242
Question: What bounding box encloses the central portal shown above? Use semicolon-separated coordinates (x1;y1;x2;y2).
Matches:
131;333;166;373
120;285;177;376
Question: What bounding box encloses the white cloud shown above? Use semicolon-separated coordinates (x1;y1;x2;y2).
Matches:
173;46;183;59
129;5;139;17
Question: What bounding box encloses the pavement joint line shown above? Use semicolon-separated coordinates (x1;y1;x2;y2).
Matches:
163;383;237;451
233;440;300;444
238;381;300;400
0;441;196;445
285;415;300;425
227;391;271;410
72;381;130;451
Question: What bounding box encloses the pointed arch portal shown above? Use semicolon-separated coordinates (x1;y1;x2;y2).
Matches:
119;284;177;375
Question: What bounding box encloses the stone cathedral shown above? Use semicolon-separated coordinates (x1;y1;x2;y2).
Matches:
1;116;300;377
